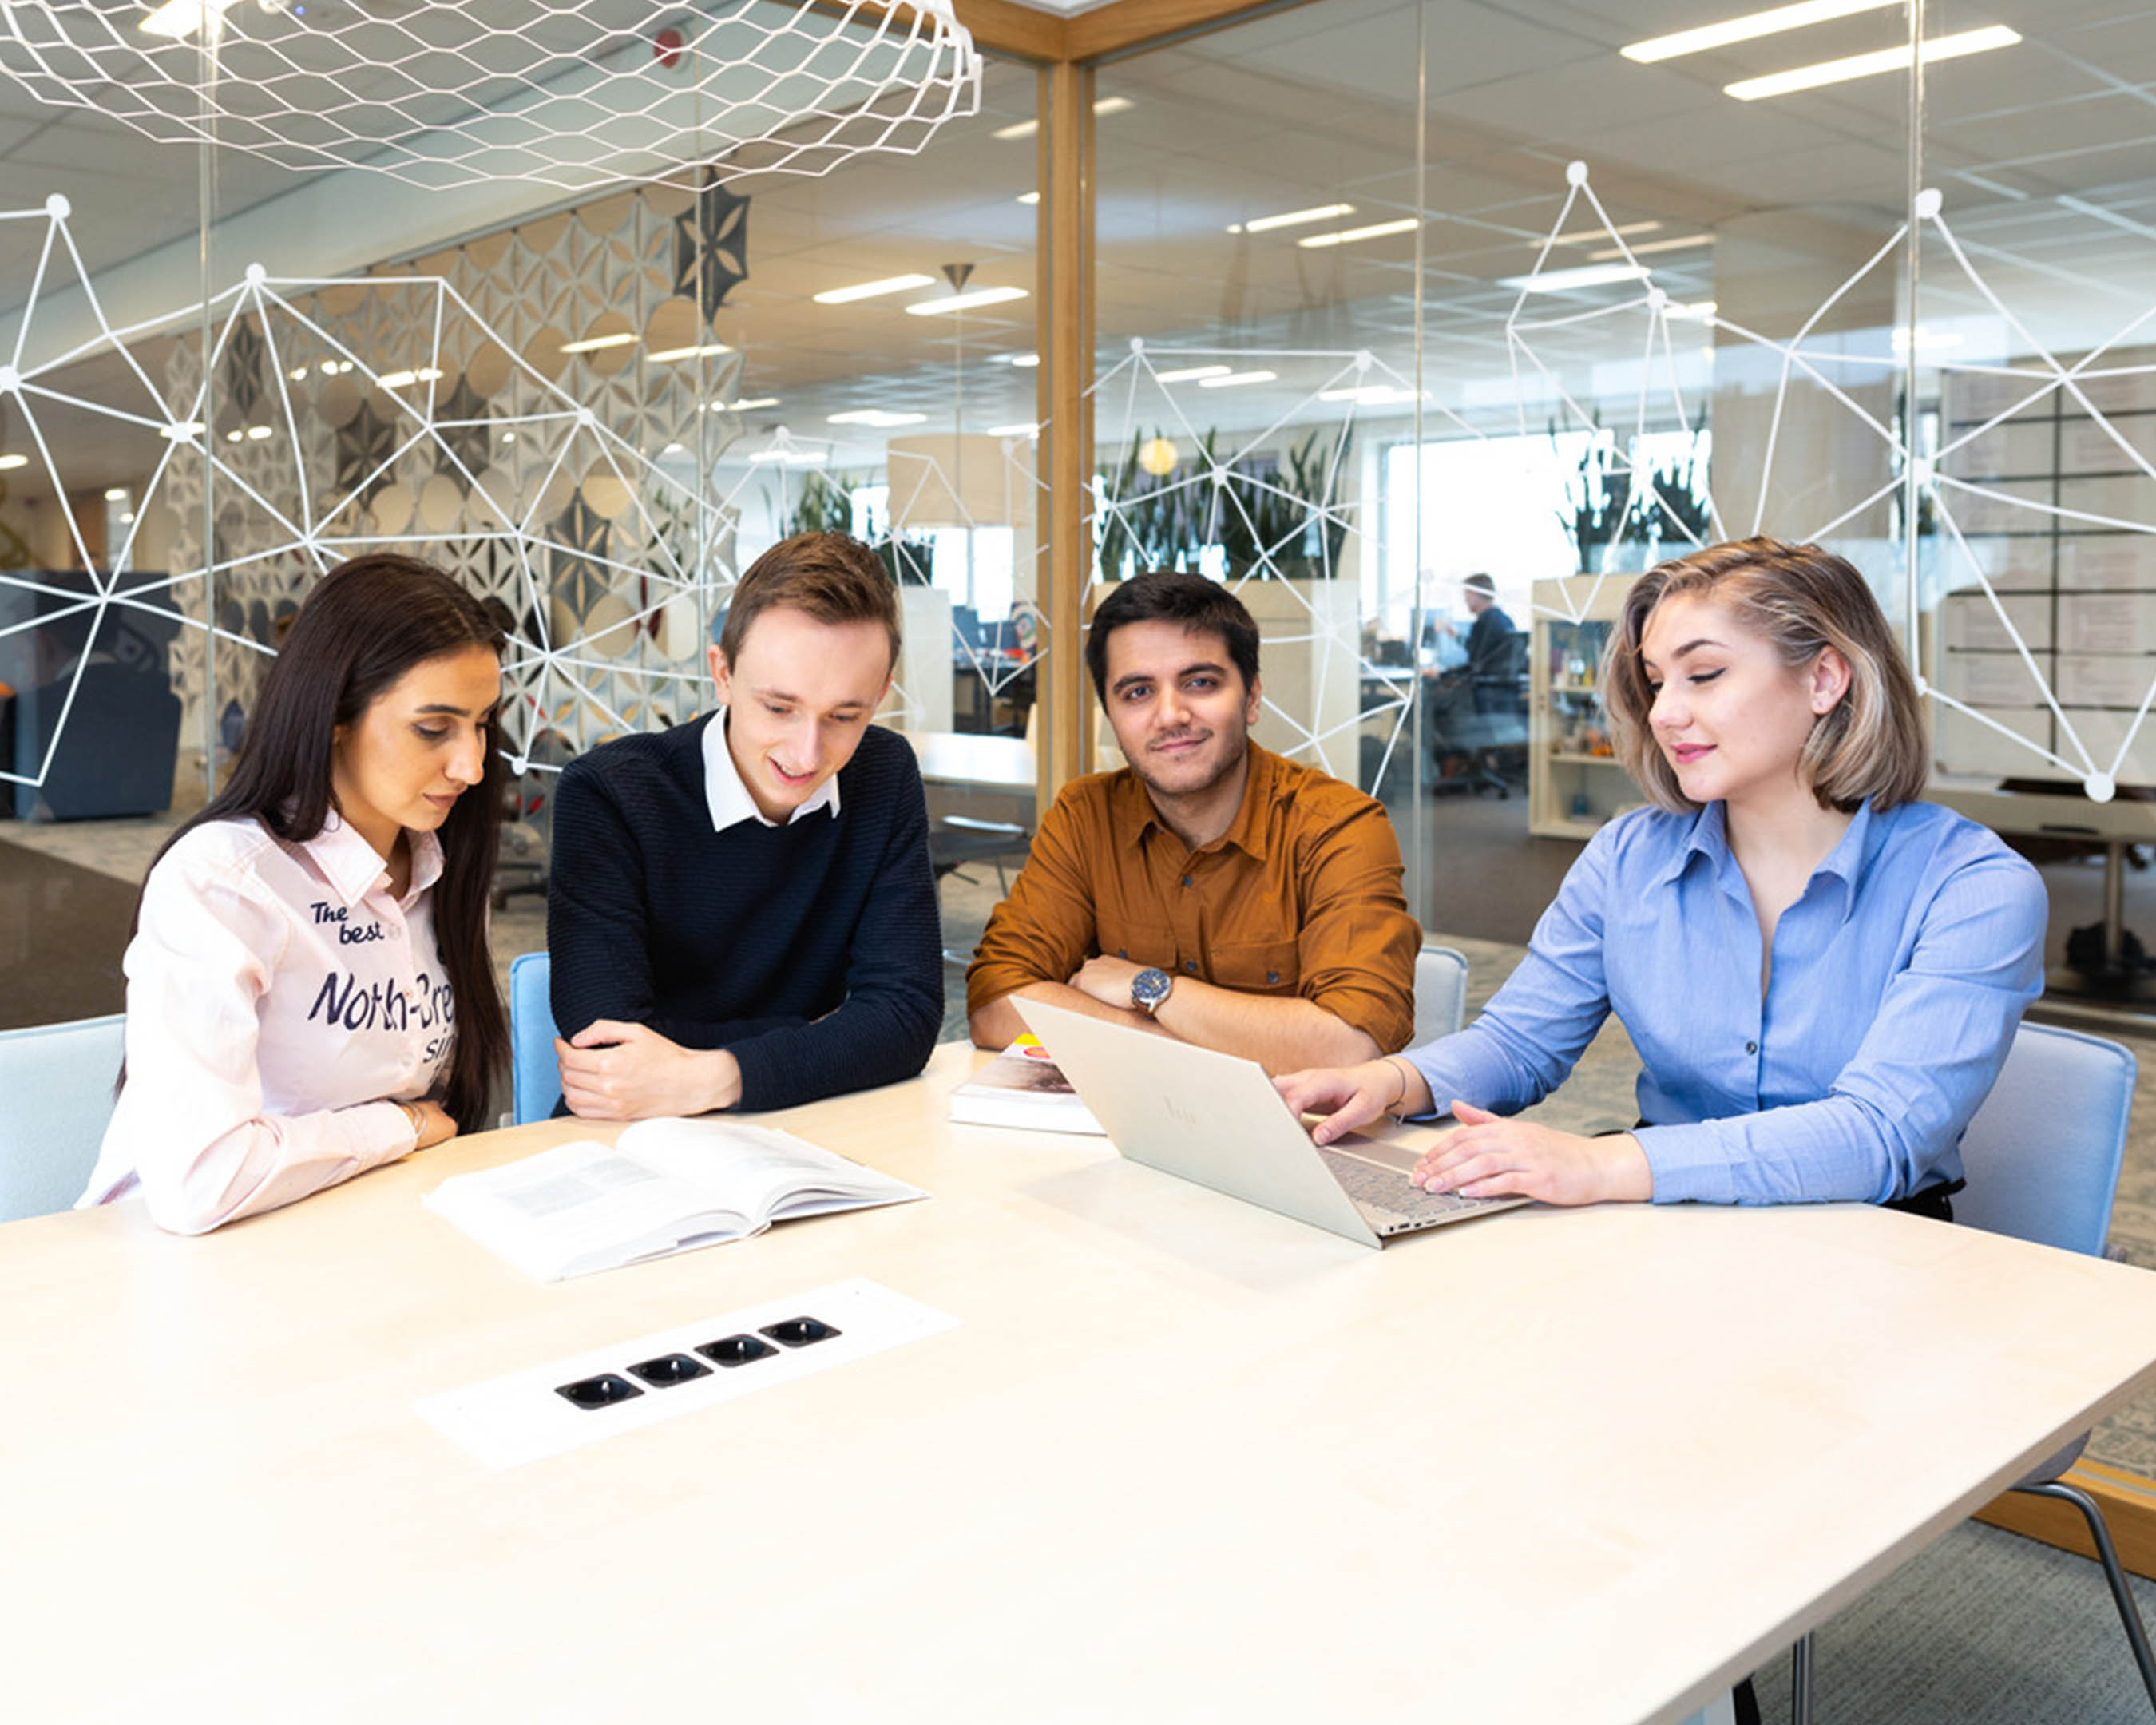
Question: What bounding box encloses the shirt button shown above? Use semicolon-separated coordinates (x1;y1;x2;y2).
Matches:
1183;960;1198;974
1745;1041;1758;1055
1181;874;1192;887
1117;948;1127;960
1266;970;1279;984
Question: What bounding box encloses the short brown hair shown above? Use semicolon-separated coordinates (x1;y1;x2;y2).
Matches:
1601;537;1928;815
718;532;901;669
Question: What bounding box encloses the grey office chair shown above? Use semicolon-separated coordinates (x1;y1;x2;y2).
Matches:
1413;943;1469;1046
1788;1021;2156;1723
0;1013;125;1223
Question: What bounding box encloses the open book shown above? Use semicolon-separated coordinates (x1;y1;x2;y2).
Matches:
423;1118;926;1282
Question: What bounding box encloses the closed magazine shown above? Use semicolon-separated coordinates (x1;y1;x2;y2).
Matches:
423;1118;926;1282
949;1037;1104;1136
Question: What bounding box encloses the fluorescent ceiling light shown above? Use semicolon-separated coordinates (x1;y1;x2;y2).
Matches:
103;486;129;501
1228;202;1356;236
1588;234;1715;261
1500;262;1650;293
985;422;1040;438
997;351;1040;367
749;448;827;465
1621;0;1896;65
1299;218;1419;250
727;397;781;411
829;410;929;427
1199;370;1277;389
1318;384;1423;405
1727;25;2020;100
1155;364;1231;383
558;332;637;355
648;342;731;363
812;273;936;305
138;0;240;39
1017;192;1040;206
905;286;1029;315
0;454;26;470
1556;221;1663;246
994;96;1131;141
375;366;445;388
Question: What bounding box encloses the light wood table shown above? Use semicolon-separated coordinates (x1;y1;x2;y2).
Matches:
14;1043;2156;1722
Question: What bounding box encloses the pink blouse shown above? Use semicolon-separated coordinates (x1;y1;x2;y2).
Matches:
81;812;458;1234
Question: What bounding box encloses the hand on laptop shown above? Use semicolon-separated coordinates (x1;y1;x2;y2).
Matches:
1274;1057;1433;1144
1410;1103;1652;1206
557;1021;744;1120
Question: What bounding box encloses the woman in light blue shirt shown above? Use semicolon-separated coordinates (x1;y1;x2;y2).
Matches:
1278;537;2047;1211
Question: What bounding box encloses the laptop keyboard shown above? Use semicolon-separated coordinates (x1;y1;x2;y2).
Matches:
1318;1146;1500;1228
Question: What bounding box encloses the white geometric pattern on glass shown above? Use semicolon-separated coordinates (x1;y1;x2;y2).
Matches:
0;0;982;190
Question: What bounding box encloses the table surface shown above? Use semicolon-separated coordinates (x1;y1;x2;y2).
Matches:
903;727;1036;790
14;1042;2156;1723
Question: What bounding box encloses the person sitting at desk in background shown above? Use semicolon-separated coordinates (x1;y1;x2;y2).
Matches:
547;531;941;1120
80;555;510;1235
967;568;1420;1073
1278;537;2047;1214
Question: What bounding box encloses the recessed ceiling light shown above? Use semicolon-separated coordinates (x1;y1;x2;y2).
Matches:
828;410;929;427
1555;221;1664;247
1228;202;1356;236
1198;370;1277;389
1298;218;1419;250
1500;262;1651;293
1017;192;1040;206
1587;234;1715;261
994;95;1131;141
1726;25;2020;99
905;287;1029;315
997;351;1040;368
245;424;273;440
1318;384;1423;404
986;422;1040;438
558;331;638;355
287;367;307;381
118;512;134;524
1154;365;1231;384
648;342;731;363
103;486;129;500
0;453;26;470
375;367;445;388
1621;0;1896;65
813;273;937;305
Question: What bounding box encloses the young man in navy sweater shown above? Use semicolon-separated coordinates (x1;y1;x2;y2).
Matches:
546;532;941;1119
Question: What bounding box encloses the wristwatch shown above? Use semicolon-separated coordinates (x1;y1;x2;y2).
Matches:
1130;966;1173;1016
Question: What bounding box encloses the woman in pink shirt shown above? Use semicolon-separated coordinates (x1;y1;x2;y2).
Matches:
81;555;511;1233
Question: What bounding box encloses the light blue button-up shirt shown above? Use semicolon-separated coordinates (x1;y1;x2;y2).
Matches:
1405;799;2047;1204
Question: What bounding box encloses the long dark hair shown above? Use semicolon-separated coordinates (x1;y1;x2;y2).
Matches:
133;554;510;1131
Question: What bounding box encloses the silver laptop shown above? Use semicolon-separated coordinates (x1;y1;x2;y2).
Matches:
1015;1001;1529;1247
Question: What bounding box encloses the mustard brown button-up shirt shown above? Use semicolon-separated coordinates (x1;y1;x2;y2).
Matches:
966;743;1419;1051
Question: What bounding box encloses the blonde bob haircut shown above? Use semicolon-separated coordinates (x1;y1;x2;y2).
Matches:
1601;537;1928;816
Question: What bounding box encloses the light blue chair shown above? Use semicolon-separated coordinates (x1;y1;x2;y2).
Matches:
1788;1021;2156;1723
0;1013;126;1223
1413;943;1469;1045
509;951;561;1125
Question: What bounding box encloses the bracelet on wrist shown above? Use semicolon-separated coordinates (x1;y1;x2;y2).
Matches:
1384;1057;1412;1118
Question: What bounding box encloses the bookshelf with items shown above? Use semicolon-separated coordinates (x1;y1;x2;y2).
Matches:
1932;345;2156;790
1529;573;1640;839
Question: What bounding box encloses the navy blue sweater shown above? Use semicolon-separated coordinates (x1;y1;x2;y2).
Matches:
546;716;943;1112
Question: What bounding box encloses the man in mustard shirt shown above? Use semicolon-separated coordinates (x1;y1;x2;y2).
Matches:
967;569;1419;1073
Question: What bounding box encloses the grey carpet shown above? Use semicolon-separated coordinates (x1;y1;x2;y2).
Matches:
1750;1518;2156;1724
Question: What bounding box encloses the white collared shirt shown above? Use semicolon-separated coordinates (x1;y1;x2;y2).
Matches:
81;811;458;1235
702;708;842;832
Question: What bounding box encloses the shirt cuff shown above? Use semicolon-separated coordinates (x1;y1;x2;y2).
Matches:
1632;1121;1737;1205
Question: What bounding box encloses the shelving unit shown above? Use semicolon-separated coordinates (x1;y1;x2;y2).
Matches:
1528;573;1639;839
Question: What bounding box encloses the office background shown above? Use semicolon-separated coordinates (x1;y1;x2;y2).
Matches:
6;0;2156;1605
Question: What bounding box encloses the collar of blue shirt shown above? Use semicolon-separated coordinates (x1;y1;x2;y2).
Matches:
1655;796;1880;922
701;708;842;834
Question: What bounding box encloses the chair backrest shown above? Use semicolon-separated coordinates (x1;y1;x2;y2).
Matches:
508;951;562;1126
1954;1020;2135;1259
0;1013;126;1223
1413;944;1470;1046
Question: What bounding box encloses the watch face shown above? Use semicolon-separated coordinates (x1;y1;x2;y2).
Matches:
1132;966;1171;1010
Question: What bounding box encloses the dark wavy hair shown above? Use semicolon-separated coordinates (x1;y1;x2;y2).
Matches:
131;554;510;1131
1085;569;1261;704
